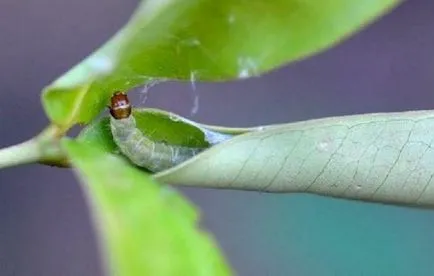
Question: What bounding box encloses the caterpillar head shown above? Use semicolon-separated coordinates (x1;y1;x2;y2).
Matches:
110;92;131;119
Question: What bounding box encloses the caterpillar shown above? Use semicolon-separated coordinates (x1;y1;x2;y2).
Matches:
109;92;230;172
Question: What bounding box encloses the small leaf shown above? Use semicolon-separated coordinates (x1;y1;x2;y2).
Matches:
155;110;434;208
76;116;118;154
42;0;402;127
64;140;231;276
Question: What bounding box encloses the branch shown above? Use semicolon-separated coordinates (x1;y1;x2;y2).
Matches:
0;126;68;169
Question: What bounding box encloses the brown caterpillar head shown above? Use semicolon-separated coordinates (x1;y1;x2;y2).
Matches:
110;91;132;119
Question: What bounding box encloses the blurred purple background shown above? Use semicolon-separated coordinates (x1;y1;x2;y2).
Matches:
2;1;434;275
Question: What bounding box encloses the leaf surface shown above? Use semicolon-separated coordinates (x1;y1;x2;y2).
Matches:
79;108;434;208
64;140;231;276
42;0;401;127
155;110;434;208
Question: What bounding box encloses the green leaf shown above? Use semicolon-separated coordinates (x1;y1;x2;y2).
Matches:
154;110;434;208
63;139;231;276
42;0;402;127
78;108;434;208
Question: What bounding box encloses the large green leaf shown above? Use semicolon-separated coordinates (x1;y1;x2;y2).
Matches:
64;140;231;276
79;109;434;208
157;110;434;208
42;0;401;128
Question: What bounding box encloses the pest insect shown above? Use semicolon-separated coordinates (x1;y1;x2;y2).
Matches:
109;91;206;172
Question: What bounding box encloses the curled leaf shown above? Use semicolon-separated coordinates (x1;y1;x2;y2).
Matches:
78;108;434;208
156;110;434;208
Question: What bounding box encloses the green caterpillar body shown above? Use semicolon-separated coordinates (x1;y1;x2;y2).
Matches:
110;116;204;172
108;91;234;172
